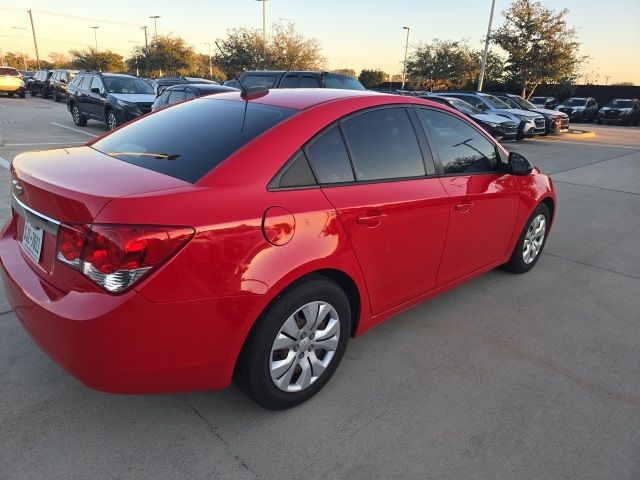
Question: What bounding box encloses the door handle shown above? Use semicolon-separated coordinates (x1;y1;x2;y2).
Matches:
356;212;387;227
454;200;473;213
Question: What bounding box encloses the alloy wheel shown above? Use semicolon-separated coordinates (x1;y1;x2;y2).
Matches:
523;214;546;264
107;113;118;130
270;301;340;392
72;106;80;124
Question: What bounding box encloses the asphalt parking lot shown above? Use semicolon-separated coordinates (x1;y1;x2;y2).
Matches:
1;95;639;480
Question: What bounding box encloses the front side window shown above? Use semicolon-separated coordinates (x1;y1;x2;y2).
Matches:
305;127;354;184
450;94;485;110
417;109;498;175
341;108;425;181
167;89;186;104
243;75;278;88
92;99;297;183
279;75;300;88
299;76;321;88
90;76;104;93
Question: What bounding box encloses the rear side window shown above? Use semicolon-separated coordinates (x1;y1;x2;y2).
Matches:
271;151;317;189
306;127;354;184
417;109;498;175
92;99;297;183
167;89;185;104
342;108;425;181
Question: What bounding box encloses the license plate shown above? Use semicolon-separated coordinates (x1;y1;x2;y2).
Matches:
22;220;44;263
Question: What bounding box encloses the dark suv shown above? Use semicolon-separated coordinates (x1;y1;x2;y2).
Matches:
597;98;640;126
29;69;53;97
49;69;79;102
67;72;156;130
555;97;599;122
238;71;366;90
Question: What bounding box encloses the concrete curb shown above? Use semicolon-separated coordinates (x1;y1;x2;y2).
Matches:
564;129;596;138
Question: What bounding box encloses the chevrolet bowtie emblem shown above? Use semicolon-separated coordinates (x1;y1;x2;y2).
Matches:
12;180;24;197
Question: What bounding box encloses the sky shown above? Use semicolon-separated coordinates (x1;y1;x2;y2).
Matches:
1;0;639;84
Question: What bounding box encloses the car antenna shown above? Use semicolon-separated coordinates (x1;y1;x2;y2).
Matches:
214;41;268;100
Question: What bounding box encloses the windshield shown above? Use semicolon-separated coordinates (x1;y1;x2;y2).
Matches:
92;99;297;183
0;67;20;76
564;98;587;106
103;76;154;95
499;97;521;109
530;97;546;104
606;99;632;108
509;96;535;109
482;95;511;109
322;74;366;91
448;98;482;115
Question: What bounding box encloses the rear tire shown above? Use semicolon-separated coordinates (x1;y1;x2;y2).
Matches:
7;92;13;98
54;93;61;102
71;104;87;127
19;91;25;99
235;275;351;410
502;203;550;274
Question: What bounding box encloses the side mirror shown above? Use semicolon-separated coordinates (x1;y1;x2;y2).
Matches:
90;87;101;94
508;151;534;176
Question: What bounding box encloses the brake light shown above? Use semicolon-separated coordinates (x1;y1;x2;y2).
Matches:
55;224;194;293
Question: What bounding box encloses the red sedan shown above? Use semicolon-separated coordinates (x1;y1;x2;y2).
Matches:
1;89;555;409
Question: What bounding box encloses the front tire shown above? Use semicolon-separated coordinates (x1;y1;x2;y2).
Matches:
503;203;550;274
236;275;351;410
106;110;119;130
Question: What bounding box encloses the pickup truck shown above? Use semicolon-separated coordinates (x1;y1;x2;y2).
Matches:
238;71;365;91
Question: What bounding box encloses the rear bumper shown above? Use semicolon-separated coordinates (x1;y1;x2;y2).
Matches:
0;85;25;94
0;220;259;394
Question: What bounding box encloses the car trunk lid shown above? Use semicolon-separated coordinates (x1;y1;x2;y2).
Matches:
10;146;190;291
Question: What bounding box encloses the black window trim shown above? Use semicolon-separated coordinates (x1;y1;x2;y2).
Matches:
268;104;439;191
267;103;507;192
414;105;507;177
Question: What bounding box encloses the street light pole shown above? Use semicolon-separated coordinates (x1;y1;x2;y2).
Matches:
12;27;28;70
27;9;41;70
90;26;99;52
255;0;267;66
205;42;213;79
477;0;496;92
149;16;161;38
401;26;410;90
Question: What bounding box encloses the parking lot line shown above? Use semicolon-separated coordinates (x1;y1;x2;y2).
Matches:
50;122;98;137
532;138;640;150
0;155;10;170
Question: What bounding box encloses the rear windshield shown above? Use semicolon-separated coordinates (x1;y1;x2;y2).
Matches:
92;98;297;183
0;67;20;76
564;98;587;106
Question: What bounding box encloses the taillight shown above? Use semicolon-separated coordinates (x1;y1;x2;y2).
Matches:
56;224;194;293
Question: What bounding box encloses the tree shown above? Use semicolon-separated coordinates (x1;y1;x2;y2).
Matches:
358;69;388;88
334;68;357;77
69;48;126;72
265;21;324;70
406;39;479;90
215;21;324;78
490;0;585;98
128;35;195;76
48;52;70;69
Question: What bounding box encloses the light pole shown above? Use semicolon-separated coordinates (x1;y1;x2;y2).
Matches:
149;16;161;38
477;0;496;92
401;26;410;89
90;26;99;52
255;0;267;66
205;42;213;79
12;27;27;70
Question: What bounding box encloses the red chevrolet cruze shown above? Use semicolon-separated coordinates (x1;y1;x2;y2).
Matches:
1;89;555;409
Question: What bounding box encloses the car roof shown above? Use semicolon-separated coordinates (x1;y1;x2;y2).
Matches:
101;73;137;78
202;88;385;110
